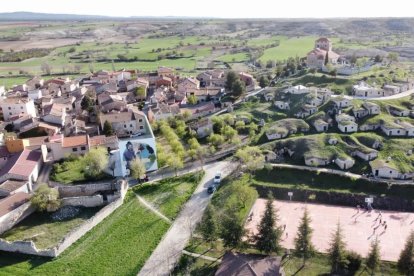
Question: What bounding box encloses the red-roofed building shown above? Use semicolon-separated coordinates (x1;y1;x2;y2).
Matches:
0;149;43;187
307;37;340;69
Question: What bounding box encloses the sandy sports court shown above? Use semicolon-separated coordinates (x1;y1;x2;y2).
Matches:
245;199;414;261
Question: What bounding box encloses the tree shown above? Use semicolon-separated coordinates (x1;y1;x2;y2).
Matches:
102;120;114;136
259;76;269;88
30;184;61;212
134;86;146;99
329;69;337;78
231;79;245;97
220;208;245;248
324;51;329;66
387;52;399;64
187;94;198;105
255;193;282;254
398;231;414;275
199;205;218;243
225;70;237;91
366;238;381;275
235;146;265;174
81;95;94;111
40;62;52;75
129;158;146;180
294;208;315;264
167;155;184;176
328;222;348;273
374;54;383;63
207;133;225;147
83;147;109;178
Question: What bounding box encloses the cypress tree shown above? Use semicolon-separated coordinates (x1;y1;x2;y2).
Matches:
200;205;218;243
294;208;315;264
366;238;381;276
398;231;414;275
255;193;282;254
328;222;348;273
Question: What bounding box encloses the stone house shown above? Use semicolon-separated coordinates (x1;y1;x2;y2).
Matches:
389;106;410;117
97;93;127;113
274;101;290;110
382;84;400;96
352;149;378;161
0;149;43;187
335;156;355;170
99;109;147;138
370;159;413;179
338;120;358;133
304;156;330;167
352;81;382;97
0;98;37;122
352;106;369;119
362;102;380;115
188;118;213;138
331;97;351;109
313;119;329;132
42;103;67;127
49;134;89;160
283;85;309;94
177;77;200;93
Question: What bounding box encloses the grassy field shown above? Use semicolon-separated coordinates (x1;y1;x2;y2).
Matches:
0;172;202;275
259;36;316;62
50;155;113;184
134;171;204;220
0;207;101;250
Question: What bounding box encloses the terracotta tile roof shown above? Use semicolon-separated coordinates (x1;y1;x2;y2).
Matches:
0;150;42;179
316;37;331;42
0;97;33;104
62;135;88;148
0;180;27;194
88;135;118;147
0;192;31;217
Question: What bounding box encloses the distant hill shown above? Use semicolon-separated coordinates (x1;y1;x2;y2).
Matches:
0;12;117;21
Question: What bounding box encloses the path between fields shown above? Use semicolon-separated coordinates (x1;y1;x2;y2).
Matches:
136;195;171;224
138;161;237;276
182;250;221;262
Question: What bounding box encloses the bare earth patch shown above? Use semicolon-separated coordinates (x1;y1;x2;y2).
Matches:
245;198;414;261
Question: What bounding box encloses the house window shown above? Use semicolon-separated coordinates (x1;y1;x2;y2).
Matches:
139;119;143;122
72;148;78;152
140;126;143;129
21;106;23;109
130;124;133;127
8;107;11;110
124;124;127;128
9;112;12;115
397;130;400;134
81;146;86;151
390;171;392;174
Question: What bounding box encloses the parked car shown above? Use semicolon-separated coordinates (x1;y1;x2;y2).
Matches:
213;171;222;184
207;185;216;194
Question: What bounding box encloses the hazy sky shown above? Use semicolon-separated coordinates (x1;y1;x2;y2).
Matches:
1;0;412;18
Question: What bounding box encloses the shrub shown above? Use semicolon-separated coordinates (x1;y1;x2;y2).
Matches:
346;251;362;273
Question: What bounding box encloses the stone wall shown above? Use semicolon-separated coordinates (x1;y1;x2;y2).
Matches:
0;196;124;257
0;202;35;235
57;183;113;197
61;195;104;207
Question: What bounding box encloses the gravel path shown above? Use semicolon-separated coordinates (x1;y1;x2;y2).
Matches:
138;161;236;276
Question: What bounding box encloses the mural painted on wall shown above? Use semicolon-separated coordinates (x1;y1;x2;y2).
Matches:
118;138;157;176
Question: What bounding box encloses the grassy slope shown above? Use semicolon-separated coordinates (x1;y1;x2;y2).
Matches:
0;208;100;250
0;172;203;275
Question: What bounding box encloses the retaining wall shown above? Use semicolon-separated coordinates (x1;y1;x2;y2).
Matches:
0;202;35;235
